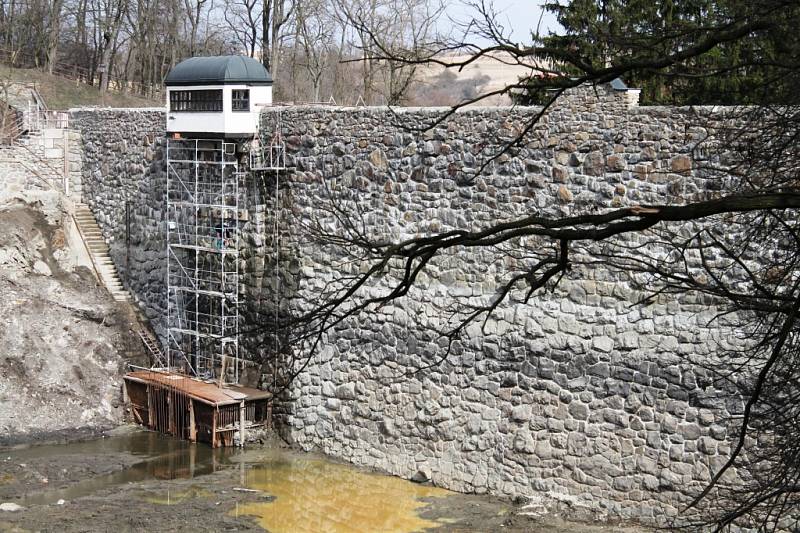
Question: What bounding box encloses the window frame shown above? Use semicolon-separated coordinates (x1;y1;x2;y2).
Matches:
231;89;250;112
169;89;223;113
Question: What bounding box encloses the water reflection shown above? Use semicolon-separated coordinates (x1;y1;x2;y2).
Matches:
6;431;455;533
13;432;233;506
236;450;451;533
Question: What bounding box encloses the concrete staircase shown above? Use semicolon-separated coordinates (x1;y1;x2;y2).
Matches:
73;204;131;302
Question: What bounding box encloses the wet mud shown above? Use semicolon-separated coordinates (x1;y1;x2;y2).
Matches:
0;427;647;532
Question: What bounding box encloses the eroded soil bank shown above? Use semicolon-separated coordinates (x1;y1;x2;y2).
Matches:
0;193;142;444
0;427;647;532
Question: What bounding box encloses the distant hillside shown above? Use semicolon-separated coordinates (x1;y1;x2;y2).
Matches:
413;52;551;106
0;67;160;110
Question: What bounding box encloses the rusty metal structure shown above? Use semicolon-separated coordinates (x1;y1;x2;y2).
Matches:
124;370;271;448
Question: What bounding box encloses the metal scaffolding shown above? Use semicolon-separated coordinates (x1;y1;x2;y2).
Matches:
249;111;287;391
166;139;241;384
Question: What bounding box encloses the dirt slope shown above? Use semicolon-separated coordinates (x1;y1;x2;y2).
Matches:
0;67;160;109
0;193;140;446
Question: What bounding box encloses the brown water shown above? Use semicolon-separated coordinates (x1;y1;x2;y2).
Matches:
232;449;453;533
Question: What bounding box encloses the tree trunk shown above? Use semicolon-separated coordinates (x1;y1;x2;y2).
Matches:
262;0;272;71
45;0;64;75
99;0;126;94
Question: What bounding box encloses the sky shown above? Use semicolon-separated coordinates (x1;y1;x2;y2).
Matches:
442;1;562;45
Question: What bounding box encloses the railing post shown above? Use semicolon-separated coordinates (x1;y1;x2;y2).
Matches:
63;130;69;196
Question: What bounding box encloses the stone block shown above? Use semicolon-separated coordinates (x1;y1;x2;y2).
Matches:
43;128;65;139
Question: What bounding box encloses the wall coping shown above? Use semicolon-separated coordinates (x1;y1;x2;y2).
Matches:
68;106;167;113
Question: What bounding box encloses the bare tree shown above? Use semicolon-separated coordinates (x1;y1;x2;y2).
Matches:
261;0;294;77
379;0;446;104
182;0;209;56
96;0;127;92
44;0;65;73
295;0;335;102
223;0;262;57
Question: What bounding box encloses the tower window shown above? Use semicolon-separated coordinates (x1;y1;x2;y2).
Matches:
232;89;250;112
169;90;223;112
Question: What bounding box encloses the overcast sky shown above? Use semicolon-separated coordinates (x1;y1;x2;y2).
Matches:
443;1;562;45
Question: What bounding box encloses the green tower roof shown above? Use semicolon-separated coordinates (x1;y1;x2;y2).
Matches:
165;56;273;86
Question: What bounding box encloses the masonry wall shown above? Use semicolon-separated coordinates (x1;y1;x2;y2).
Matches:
69;86;744;522
0;128;83;201
68;108;168;330
265;86;743;521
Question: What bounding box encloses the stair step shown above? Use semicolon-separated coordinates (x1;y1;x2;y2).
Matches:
74;205;131;303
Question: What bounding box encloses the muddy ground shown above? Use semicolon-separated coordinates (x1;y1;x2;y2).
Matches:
0;429;647;533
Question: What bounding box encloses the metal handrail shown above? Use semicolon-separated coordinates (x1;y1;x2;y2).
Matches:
70;211;105;284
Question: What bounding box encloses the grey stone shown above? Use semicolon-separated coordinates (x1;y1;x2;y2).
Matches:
0;503;24;512
510;404;532;422
335;383;357;400
592;336;614;353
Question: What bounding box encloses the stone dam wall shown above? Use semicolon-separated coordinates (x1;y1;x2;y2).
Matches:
69;85;744;521
68;108;168;332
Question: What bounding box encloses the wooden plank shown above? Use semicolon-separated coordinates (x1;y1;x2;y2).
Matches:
188;399;197;442
212;408;218;448
146;384;154;431
239;401;246;447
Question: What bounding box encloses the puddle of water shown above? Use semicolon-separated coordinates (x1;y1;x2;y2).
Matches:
5;431;205;461
9;431;235;506
233;450;452;533
5;431;456;532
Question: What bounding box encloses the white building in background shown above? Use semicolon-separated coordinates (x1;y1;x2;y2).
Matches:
164;55;273;138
